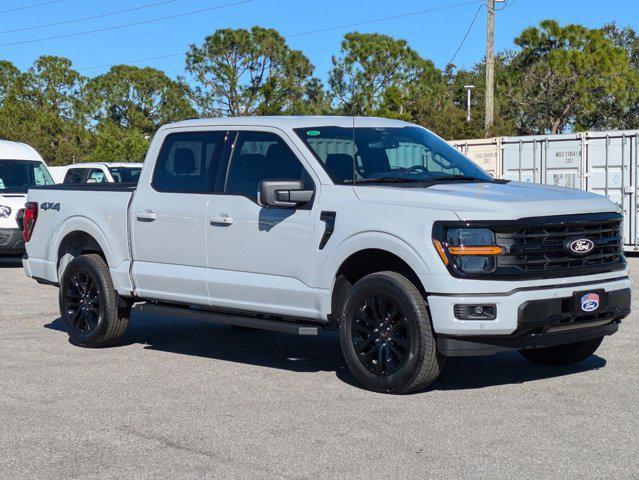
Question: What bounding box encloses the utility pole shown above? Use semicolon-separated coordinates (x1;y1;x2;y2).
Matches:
484;0;495;137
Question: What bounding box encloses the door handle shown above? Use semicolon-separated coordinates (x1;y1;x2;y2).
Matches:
136;211;157;222
210;214;234;225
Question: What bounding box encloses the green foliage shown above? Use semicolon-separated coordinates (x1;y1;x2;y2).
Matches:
329;32;432;115
185;26;317;116
86;65;195;134
0;56;91;165
90;122;149;164
505;20;639;134
0;60;20;104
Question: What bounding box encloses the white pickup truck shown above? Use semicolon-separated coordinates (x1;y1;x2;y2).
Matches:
22;117;631;393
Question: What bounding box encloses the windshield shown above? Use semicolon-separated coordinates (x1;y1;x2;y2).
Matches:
294;126;492;184
107;166;142;184
0;160;54;193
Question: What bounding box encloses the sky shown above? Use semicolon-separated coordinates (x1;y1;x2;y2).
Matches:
1;0;639;83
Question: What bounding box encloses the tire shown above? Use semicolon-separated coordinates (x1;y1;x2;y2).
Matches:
339;271;445;394
58;254;129;347
519;337;603;366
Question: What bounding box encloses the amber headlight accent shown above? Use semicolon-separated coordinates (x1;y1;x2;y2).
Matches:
433;227;503;274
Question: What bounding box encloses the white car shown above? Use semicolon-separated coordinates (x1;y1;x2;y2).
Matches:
0;140;54;255
21;116;631;393
49;162;143;184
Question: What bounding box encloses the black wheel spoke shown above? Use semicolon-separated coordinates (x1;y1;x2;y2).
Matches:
83;310;94;331
64;269;101;335
390;334;408;350
354;336;375;353
69;308;81;326
351;294;411;377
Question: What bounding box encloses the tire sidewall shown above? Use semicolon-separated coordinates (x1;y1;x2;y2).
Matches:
340;274;428;392
58;256;111;345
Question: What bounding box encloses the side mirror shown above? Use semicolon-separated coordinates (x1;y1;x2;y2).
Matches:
259;180;313;208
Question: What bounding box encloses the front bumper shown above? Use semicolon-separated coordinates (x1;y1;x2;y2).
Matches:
0;228;24;254
428;276;631;355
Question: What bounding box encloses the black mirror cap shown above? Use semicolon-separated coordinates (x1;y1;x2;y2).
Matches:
259;180;313;208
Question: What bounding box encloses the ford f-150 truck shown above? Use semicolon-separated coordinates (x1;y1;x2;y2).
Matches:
22;117;631;393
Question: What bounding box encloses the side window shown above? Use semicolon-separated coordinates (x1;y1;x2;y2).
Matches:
225;131;312;201
87;169;107;183
63;168;86;184
153;131;228;193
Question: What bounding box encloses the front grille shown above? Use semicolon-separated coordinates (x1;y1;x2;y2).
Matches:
496;213;625;278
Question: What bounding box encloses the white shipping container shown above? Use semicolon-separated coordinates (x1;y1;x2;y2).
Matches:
450;138;501;178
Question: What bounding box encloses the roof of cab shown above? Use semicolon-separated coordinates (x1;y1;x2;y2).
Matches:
163;116;416;130
50;162;143;169
0;140;44;162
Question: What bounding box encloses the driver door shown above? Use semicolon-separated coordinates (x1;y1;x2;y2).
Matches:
205;129;319;319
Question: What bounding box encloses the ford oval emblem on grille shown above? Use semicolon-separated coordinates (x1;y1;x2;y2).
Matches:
568;238;595;255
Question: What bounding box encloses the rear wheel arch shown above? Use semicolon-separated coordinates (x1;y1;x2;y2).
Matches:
57;230;108;280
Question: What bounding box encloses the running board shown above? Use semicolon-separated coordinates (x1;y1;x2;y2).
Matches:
134;303;322;336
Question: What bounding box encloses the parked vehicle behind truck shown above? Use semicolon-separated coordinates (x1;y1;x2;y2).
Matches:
0;140;54;255
49;162;143;185
22;117;631;393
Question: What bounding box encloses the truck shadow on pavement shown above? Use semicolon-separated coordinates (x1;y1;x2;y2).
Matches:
0;256;23;268
45;311;607;392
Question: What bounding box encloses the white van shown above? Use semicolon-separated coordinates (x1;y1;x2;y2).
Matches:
0;140;54;255
49;162;143;185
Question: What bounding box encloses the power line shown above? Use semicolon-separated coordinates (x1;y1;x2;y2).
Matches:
0;0;62;14
0;0;254;47
447;3;484;66
77;0;484;71
0;0;179;34
286;0;483;38
79;53;187;72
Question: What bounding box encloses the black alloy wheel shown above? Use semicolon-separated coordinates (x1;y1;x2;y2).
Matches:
351;295;410;376
64;271;101;334
339;271;445;394
59;254;129;347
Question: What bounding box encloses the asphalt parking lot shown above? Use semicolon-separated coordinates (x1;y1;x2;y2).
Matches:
1;256;637;479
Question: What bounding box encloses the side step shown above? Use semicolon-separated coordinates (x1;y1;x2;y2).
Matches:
134;303;323;336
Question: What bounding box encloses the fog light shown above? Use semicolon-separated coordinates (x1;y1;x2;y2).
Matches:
454;304;497;320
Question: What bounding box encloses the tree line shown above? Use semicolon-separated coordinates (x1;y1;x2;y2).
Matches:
0;19;638;166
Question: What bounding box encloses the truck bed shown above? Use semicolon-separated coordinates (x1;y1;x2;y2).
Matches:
25;185;135;292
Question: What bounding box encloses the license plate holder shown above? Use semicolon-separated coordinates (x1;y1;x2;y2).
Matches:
573;289;605;316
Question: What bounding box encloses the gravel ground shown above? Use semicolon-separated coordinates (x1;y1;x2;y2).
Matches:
0;255;637;479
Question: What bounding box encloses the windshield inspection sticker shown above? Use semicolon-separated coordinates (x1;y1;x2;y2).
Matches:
306;130;321;136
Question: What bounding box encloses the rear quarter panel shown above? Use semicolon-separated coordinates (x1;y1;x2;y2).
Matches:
26;188;133;291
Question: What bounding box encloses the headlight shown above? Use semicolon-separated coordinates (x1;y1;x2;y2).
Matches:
433;227;503;274
0;205;11;218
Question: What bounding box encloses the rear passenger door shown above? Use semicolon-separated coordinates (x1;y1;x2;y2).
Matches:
131;129;230;305
205;129;319;319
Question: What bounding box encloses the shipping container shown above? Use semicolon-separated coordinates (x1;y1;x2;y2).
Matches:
450;138;501;178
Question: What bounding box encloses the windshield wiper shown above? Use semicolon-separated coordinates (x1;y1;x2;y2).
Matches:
343;177;425;184
430;175;489;183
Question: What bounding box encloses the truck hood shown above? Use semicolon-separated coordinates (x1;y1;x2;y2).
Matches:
0;193;26;229
354;181;620;221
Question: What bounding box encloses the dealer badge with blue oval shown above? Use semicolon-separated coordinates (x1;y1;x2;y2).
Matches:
580;293;600;313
